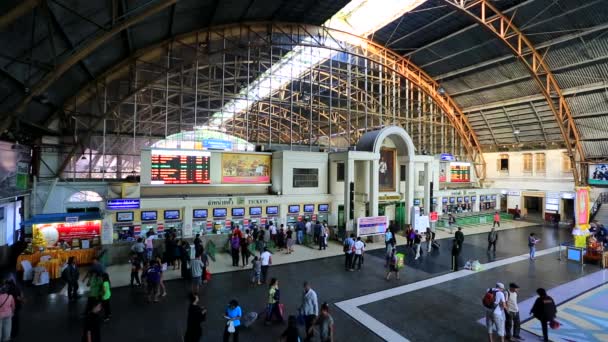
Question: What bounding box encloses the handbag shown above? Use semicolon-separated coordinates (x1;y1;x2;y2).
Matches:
278;303;285;319
204;269;211;282
227;320;235;333
549;319;561;329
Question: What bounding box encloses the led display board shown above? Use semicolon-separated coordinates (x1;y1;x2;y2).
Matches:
150;149;211;185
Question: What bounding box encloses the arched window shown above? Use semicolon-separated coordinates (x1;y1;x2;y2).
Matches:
68;191;103;202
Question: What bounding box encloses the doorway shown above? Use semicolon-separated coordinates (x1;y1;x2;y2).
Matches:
524;196;543;219
562;199;574;221
500;195;507;213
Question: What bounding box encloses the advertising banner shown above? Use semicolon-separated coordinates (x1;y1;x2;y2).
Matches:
589;164;608;185
34;220;102;247
357;216;388;236
575;187;590;227
221;153;271;184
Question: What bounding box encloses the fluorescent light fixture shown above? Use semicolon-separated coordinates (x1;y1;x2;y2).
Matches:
208;0;427;128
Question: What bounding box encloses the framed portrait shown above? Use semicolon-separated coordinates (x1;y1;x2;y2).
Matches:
379;148;396;192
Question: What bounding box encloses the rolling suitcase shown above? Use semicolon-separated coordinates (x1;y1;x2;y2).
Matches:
432;240;440;249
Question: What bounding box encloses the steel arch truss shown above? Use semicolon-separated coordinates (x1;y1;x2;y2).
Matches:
54;23;485;180
445;0;585;184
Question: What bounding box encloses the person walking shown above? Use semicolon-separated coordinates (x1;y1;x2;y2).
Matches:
180;240;191;279
405;225;414;247
528;233;540;260
384;239;394;267
230;233;240;267
311;303;334;342
157;257;168;297
184;293;207;342
270;222;278;244
343;234;355;271
131;237;146;261
129;253;142;287
488;227;498;253
352;236;365;270
493;211;501;228
101;273;112;322
62;256;80;300
145;259;162;303
0;287;15;342
455;227;464;249
251;256;262;286
241;233;251;268
285;228;295;254
323;223;330;250
505;283;521;340
265;278;283;325
530;288;557;342
4;279;22;340
85;272;103;313
414;230;422;260
145;234;155;261
190;253;204;294
385;247;400;281
484;283;507;342
280;315;301;342
223;299;242;342
81;301;102;342
448;213;456;233
260;247;272;284
296;220;305;245
299;281;319;342
451;239;461;272
384;228;393;249
194;234;203;257
425;228;435;253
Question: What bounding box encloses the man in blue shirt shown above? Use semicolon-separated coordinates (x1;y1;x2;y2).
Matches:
224;299;242;341
384;229;393;248
343;234;355;271
296;220;305;244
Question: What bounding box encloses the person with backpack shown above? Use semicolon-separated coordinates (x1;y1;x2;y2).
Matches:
528;233;540;260
482;282;507;342
530;288;557;342
343;234;355;271
62;256;80;301
505;283;521;340
488;228;498;253
265;278;283;325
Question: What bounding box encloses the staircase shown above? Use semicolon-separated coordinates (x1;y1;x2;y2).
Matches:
591;192;608;224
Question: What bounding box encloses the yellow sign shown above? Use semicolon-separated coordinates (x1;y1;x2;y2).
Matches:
222;153;271;184
379;195;401;202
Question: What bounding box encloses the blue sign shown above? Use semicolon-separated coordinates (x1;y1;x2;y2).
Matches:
106;199;140;210
440;153;455;161
413;199;421;206
203;139;233;150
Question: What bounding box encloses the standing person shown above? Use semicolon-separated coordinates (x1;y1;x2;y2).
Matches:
174;238;182;270
184;293;207;342
260;247;272;284
384;240;394;267
305;219;312;242
488;228;498;253
180;240;191;279
530;288;557;342
230;233;240;267
190;253;204;294
425;228;434;253
414;230;422;260
256;234;266;256
455;227;464;249
164;234;176;269
318;222;326;250
240;233;251;268
85;272;103;313
0;287;15;341
4;279;22;340
352;236;365;271
484;283;507;342
299;281;318;342
251;256;262;286
451;239;461;272
493;211;501;228
101;273;112;322
223;299;242;342
156;257;168;297
145;259;162;303
285;228;295;254
280;315;301;342
384;228;393;249
194;234;203;257
265;278;283;325
145;234;155;261
505;283;521;341
296;220;305;245
528;233;540;260
388;220;398;242
448;213;456;233
62;256;80;300
385;247;400;281
81;301;102;342
131;238;146;261
311;303;334;342
343;234;355;271
405;225;414;248
269;222;278;244
263;227;271;245
129;253;142;287
313;221;322;244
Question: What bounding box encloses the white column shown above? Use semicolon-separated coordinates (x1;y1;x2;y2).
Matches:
424;162;431;214
183;205;193;238
407;159;415;223
370;159;379;217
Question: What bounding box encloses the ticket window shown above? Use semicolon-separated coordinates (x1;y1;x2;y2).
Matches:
114;225;135;241
287;216;298;229
317;213;328;224
232;218;244;229
441;199;448;214
163;222;183;238
193;221;206;235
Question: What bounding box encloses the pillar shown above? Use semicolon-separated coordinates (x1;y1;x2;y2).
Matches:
407;159;415;223
370;159;379;217
343;158;355;231
183;205;193;238
424;162;431;214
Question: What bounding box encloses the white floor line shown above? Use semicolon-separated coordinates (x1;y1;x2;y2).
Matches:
335;246;561;342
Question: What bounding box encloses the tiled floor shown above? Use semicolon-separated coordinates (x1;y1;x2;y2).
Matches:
16;223;600;342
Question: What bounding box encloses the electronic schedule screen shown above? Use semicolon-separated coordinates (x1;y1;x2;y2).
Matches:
150;150;211;185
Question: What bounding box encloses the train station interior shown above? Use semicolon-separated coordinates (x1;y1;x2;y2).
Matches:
1;0;608;341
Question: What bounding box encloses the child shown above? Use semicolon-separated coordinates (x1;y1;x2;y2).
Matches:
129;253;142;287
251;256;262;286
101;273;112;321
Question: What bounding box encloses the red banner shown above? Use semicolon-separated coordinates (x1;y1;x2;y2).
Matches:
430;212;438;222
34;220;101;247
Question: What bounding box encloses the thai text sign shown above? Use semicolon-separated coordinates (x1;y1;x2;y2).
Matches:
357;216;388;236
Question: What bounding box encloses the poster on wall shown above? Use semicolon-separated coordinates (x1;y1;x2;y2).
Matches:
222;153;271;184
450;162;471;183
589;164;608;185
379;148;396;191
575;187;590;227
34;220;102;247
357;216;388;236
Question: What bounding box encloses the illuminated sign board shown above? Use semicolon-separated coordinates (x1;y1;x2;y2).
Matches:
107;199;140;210
150;149;211;185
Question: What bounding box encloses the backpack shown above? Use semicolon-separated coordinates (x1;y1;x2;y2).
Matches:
482;289;498;309
343;239;351;253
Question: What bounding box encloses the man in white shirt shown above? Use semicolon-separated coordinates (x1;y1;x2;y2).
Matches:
505;283;521;340
352;236;365;271
305;219;312;237
260;247;272;284
485;282;507;342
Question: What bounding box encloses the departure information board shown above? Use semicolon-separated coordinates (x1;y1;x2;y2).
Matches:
150;150;211;184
